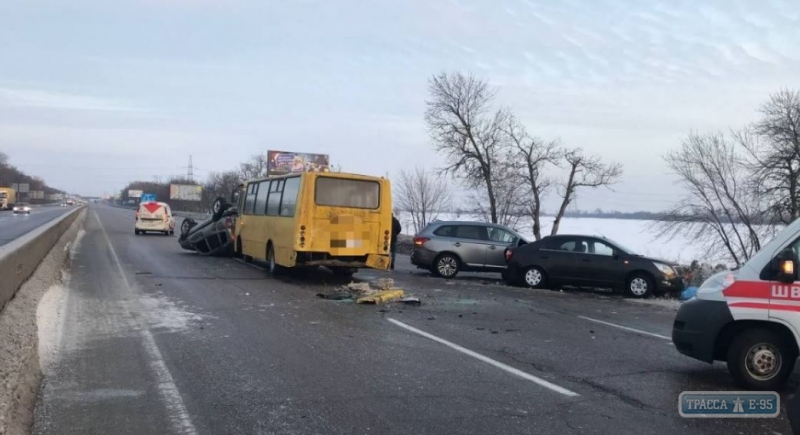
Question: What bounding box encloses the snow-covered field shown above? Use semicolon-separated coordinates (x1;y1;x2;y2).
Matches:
397;212;711;265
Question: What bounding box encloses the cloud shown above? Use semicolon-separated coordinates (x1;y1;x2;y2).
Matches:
0;87;147;112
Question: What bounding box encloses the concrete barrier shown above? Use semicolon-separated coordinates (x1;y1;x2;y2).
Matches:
0;206;84;313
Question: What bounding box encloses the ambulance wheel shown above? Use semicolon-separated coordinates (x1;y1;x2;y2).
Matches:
726;329;797;390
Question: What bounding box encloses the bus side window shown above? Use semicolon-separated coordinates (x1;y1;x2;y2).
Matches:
267;180;284;216
254;181;270;215
244;183;258;215
280;177;300;217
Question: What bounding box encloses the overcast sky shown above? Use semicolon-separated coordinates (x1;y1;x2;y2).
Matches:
1;0;798;212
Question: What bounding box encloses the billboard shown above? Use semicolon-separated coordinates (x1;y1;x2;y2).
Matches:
128;189;143;198
267;151;330;176
170;184;202;201
30;191;44;199
12;183;30;193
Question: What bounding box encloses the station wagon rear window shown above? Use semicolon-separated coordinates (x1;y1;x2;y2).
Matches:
315;177;379;209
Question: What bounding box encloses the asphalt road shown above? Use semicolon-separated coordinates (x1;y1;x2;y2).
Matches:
0;205;76;246
33;204;797;435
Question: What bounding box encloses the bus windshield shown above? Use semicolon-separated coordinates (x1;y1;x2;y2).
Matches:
314;177;380;209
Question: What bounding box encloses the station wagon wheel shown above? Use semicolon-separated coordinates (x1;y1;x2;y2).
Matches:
434;254;460;279
522;266;546;289
626;273;654;298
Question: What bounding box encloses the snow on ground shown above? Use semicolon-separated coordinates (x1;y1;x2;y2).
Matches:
396;212;709;265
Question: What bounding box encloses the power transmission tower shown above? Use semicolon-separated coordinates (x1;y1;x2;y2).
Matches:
188;155;194;183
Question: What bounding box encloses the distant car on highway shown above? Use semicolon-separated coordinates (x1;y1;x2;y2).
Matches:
179;197;237;256
411;221;528;278
13;203;31;215
503;234;684;298
135;201;175;235
60;203;68;207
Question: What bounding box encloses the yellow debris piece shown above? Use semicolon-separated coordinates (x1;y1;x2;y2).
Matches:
356;289;404;305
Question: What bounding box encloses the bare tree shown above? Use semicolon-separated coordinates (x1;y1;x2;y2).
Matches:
504;116;560;240
739;89;800;224
551;148;622;235
0;152;7;167
240;154;269;180
425;72;509;224
659;132;766;266
203;171;242;208
394;167;450;234
469;157;526;229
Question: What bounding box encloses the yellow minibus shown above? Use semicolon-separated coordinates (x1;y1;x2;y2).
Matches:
234;172;393;276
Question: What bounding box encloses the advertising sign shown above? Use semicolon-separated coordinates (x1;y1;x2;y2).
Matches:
12;183;30;193
30;191;44;199
141;193;157;203
267;151;330;176
169;184;202;201
128;189;143;198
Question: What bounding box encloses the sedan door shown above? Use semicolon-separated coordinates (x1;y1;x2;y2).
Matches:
538;237;584;284
573;238;625;287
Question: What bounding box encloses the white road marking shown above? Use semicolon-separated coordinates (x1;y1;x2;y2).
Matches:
578;315;672;341
387;318;579;397
95;212;198;435
236;258;267;271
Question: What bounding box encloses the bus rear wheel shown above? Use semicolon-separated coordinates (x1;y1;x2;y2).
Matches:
266;243;282;276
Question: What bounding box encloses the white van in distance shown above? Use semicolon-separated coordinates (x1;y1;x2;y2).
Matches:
135;201;175;236
673;218;800;389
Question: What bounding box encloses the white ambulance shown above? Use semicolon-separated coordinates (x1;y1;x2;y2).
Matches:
134;201;175;236
673;219;800;390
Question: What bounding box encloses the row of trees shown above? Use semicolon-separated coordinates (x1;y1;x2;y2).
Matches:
396;72;622;237
659;89;800;266
0;152;64;202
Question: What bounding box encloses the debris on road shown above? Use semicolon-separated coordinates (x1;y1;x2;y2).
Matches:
374;278;394;290
316;291;353;301
347;282;373;294
357;289;405;305
400;297;421;306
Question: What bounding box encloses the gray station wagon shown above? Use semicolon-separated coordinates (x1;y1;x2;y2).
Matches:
411;221;528;278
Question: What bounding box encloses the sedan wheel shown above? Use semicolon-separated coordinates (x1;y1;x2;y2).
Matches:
434;254;459;278
523;267;546;288
626;274;654;298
